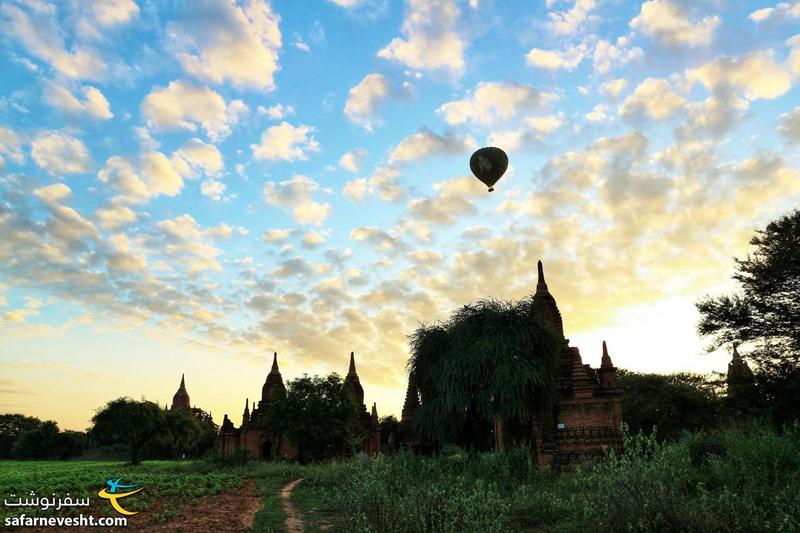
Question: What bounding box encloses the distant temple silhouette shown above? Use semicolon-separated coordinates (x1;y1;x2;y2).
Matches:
399;260;625;468
215;351;380;459
167;260;757;466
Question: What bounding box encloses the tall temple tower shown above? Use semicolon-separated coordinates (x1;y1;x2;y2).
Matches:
171;374;191;410
260;352;286;409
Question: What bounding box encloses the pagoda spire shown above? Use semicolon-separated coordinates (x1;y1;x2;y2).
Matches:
348;351;357;376
270;352;279;373
180;373;185;388
371;402;378;417
536;260;548;294
601;340;613;368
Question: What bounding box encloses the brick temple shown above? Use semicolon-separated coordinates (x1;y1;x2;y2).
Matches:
216;351;380;459
399;260;625;468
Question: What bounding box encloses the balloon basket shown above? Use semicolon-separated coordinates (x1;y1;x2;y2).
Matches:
488;187;494;192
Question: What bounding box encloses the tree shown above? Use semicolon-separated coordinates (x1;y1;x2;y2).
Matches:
408;297;561;451
696;208;800;367
378;415;399;450
11;420;60;459
617;370;722;441
90;398;163;465
0;414;46;458
259;374;357;462
697;208;800;425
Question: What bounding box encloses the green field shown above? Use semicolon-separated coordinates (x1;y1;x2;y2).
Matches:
2;425;800;532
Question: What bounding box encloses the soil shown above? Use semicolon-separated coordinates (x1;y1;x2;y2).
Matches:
281;478;305;533
17;480;263;533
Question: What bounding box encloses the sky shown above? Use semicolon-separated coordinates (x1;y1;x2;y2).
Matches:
1;0;799;432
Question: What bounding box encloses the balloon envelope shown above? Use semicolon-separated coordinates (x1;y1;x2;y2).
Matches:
470;147;508;191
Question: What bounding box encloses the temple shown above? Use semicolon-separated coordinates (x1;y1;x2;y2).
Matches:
399;260;624;468
217;352;380;459
170;374;191;410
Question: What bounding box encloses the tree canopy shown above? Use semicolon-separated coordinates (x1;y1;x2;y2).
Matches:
259;373;358;462
617;370;723;441
408;297;561;450
90;397;163;465
696;208;800;367
697;208;800;426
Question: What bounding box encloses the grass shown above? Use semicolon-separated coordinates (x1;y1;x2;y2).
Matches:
2;424;799;532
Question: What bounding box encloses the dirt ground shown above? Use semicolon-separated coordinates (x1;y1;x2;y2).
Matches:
16;480;263;533
280;478;304;533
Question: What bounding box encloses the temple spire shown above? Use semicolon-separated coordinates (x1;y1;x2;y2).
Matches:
348;351;357;376
731;343;741;362
180;373;185;388
270;352;279;373
601;340;613;368
371;402;378;417
536;260;548;294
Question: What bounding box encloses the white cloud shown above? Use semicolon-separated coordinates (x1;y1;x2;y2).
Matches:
156;214;222;274
344;73;393;130
301;230;326;248
687;50;793;100
437;81;557;126
377;0;466;76
141;80;247;142
601;79;627;98
406;176;485;226
343;166;405;203
259;103;295;120
251;122;320;162
778;106;800;143
172;138;224;177
86;0;140;26
169;0;282;90
0;127;24;165
201;179;226;201
328;0;364;6
94;202;137;229
43;82;113;119
31;131;91;174
339;148;367;172
593;39;643;74
547;0;597;35
98;152;185;203
262;228;295;242
585;104;610;122
630;0;720;47
526;115;563;134
388;129;476;164
526;43;588;71
749;2;800;22
620;78;686;121
350;226;403;251
0;3;106;79
263;175;331;225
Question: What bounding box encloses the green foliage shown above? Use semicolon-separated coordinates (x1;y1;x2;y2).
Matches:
259;373;358;462
409;297;561;449
697;208;800;426
378;415;399;449
0;460;242;523
90;397;163;465
617;370;723;441
0;414;86;460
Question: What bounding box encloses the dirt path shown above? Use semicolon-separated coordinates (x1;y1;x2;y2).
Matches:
281;478;305;533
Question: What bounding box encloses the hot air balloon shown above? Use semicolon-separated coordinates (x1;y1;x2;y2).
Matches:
470;147;508;192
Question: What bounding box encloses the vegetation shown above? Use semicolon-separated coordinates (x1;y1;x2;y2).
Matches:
617;370;723;441
697;208;800;426
0;414;85;460
89;398;217;465
259;373;358;463
409;297;561;450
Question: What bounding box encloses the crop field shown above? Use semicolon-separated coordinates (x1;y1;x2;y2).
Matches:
1;425;800;532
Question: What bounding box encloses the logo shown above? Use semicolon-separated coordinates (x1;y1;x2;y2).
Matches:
97;478;143;516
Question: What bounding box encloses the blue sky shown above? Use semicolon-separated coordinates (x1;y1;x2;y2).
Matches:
1;0;799;430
